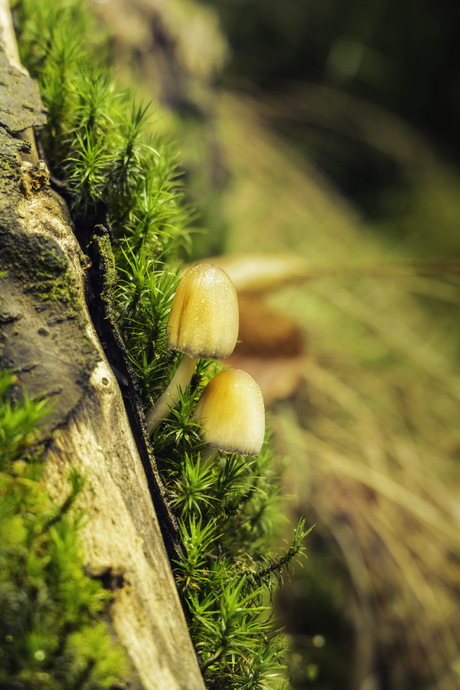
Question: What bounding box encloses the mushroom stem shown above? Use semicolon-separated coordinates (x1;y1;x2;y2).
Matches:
146;354;197;434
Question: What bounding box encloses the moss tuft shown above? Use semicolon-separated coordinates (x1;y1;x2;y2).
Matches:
0;371;127;689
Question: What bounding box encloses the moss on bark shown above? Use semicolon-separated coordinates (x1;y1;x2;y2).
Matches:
0;81;100;436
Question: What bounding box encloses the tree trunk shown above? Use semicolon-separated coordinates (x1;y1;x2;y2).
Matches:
0;11;205;690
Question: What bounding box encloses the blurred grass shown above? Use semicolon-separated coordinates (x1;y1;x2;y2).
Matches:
211;90;460;689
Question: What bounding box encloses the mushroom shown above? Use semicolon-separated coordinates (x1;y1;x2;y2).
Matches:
193;368;265;462
145;264;239;434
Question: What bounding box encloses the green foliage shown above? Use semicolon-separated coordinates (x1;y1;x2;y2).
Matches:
114;246;181;401
0;374;49;464
114;209;309;685
12;0;191;263
155;418;310;688
11;1;312;687
0;373;126;688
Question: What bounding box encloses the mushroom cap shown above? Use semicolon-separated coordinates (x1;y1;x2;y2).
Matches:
193;369;265;455
167;264;239;359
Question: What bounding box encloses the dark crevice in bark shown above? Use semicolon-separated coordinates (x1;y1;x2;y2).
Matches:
50;187;183;565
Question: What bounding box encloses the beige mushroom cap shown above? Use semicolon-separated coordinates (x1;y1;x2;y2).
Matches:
167;264;239;359
193;369;265;455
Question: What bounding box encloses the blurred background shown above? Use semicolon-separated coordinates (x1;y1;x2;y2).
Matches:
90;0;460;688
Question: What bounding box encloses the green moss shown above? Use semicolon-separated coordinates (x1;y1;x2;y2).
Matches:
91;230;119;324
2;232;76;304
11;1;311;687
0;372;127;689
0;128;79;310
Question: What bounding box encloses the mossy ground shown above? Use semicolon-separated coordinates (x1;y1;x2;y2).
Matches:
5;1;310;688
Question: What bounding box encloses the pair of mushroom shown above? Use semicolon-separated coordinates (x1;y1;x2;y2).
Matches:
145;264;265;460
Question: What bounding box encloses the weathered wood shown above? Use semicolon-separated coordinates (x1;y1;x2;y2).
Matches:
0;24;204;690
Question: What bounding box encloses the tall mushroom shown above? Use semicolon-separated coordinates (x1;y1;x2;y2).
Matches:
193;368;265;462
146;264;239;434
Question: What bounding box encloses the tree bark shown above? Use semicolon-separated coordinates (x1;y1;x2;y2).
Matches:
0;14;204;690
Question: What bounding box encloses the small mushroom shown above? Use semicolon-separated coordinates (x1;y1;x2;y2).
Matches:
193;368;265;462
146;264;239;434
